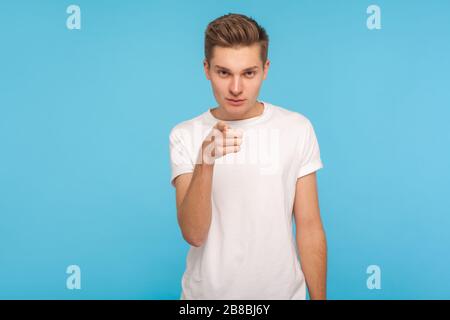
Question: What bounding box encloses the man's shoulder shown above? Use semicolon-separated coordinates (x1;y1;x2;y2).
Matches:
170;112;206;132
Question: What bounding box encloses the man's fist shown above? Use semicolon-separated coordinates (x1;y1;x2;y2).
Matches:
199;121;243;165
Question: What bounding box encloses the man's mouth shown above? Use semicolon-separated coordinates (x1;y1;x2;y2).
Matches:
226;98;246;106
226;98;245;105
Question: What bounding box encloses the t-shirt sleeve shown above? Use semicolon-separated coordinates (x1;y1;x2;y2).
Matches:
169;127;195;187
297;119;324;179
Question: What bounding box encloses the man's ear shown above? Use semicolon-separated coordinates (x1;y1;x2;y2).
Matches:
203;59;211;80
262;59;270;80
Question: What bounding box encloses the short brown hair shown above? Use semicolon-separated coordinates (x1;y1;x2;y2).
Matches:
204;13;269;67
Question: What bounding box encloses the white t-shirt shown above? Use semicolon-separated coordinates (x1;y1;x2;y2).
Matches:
169;101;323;300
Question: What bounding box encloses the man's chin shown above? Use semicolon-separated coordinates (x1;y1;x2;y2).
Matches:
223;107;248;118
222;101;247;111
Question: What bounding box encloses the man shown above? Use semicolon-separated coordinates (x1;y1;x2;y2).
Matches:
169;13;327;300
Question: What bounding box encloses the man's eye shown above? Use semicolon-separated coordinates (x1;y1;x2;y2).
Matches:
218;70;228;77
245;71;256;77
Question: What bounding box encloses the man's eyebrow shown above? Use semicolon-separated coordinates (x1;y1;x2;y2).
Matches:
214;65;259;72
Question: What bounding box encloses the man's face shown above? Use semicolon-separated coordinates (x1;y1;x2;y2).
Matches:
204;43;270;119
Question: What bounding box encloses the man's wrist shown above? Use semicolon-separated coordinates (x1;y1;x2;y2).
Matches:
196;161;214;170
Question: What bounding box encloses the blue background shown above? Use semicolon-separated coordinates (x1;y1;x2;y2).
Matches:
1;0;449;299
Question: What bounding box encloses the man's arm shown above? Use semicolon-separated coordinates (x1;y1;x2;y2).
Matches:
173;121;243;247
293;171;327;300
174;162;214;247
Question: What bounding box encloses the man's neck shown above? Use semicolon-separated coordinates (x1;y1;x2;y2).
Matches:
212;101;264;121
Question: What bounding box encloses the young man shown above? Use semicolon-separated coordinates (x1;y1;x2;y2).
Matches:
169;13;327;300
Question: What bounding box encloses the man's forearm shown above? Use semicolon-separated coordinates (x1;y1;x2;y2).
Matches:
178;162;214;247
296;227;327;299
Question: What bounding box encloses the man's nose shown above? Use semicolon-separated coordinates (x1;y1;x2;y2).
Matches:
229;76;243;96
